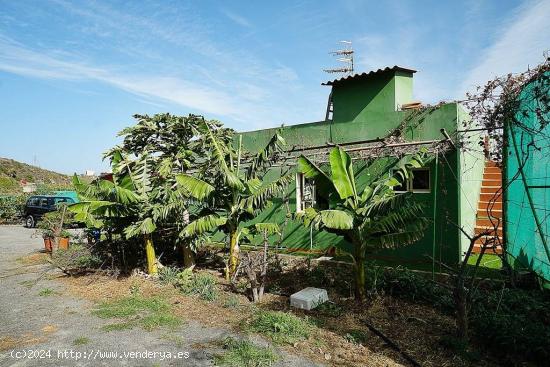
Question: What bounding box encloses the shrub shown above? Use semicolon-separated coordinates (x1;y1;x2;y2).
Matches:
158;266;181;286
247;310;312;345
0;195;25;223
177;269;218;302
215;337;278;367
51;244;102;273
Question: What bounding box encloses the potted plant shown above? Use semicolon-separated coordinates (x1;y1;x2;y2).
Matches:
35;204;73;253
58;229;72;250
38;226;55;253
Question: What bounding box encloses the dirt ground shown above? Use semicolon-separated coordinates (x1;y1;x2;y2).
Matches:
0;226;320;367
0;225;501;367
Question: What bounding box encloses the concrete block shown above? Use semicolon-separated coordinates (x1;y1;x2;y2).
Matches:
290;287;328;310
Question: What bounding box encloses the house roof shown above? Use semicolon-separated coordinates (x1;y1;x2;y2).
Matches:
322;65;417;86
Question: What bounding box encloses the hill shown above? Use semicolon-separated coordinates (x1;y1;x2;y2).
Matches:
0;157;72;194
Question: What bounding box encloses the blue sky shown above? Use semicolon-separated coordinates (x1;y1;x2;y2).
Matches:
0;0;549;174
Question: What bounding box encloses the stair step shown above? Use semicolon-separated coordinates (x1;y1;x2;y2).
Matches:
481;186;502;194
485;167;502;174
480;193;503;202
476;218;503;227
483;174;502;181
482;179;502;186
479;201;503;210
475;226;503;237
485;161;500;168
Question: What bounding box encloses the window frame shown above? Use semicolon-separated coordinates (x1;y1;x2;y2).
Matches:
391;167;431;194
295;172;317;213
410;168;431;193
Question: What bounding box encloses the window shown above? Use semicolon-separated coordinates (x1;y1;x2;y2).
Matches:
27;197;38;206
411;168;430;193
40;198;48;207
390;171;408;193
296;173;316;212
391;168;431;193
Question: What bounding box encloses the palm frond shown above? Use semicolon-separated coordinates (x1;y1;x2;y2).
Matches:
176;174;215;200
246;131;286;179
253;222;280;236
329;147;357;200
181;214;228;237
199;118;244;190
240;173;293;210
124;217;157;239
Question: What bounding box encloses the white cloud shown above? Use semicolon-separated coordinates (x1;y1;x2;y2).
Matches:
460;0;550;96
0;35;239;117
222;10;253;28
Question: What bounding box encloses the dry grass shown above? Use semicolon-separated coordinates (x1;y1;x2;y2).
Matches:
0;335;45;351
17;252;49;266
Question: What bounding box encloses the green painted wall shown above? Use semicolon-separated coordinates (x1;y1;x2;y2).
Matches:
236;70;476;267
504;72;550;283
457;104;485;256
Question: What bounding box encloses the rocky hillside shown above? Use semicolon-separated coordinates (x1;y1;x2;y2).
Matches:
0;157;71;194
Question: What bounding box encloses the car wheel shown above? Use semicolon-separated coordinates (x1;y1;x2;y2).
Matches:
25;215;35;228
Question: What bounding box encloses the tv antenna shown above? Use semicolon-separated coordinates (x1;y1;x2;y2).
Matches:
323;40;354;76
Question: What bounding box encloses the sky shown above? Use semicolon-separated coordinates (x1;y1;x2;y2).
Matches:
0;0;549;175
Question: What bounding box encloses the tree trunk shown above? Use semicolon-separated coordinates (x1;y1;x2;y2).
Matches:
182;244;195;268
144;234;158;275
229;229;239;276
455;281;468;340
354;244;367;302
258;231;269;302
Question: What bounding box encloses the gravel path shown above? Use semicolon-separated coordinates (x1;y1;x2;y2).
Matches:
0;225;320;367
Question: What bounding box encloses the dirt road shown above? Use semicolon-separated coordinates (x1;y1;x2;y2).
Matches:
0;226;319;367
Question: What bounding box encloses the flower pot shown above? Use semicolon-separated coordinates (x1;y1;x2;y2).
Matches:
58;237;70;250
44;238;53;253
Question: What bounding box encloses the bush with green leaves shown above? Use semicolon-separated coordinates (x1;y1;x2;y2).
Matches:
0;195;26;223
247;310;312;345
175;268;218;301
51;243;102;273
366;265;550;365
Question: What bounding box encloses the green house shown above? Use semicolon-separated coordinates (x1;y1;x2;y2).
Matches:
237;66;484;269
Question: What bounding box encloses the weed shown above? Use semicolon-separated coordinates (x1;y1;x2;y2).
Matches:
140;313;181;331
101;322;135;332
159;266;181;285
161;333;185;348
19;279;35;289
344;329;369;345
223;295;240;309
38;288;55;296
214;337;278;367
315;302;344;317
439;336;481;362
247;310;312;345
94;295;182;332
72;337;90;346
179;271;218;302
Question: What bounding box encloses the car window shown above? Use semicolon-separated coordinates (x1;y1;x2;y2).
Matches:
27;197;39;206
54;197;74;206
39;198;48;207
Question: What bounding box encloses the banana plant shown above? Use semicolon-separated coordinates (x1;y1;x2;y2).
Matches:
176;118;292;277
297;147;429;302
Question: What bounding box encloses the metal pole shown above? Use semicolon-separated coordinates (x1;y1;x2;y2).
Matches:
432;150;439;280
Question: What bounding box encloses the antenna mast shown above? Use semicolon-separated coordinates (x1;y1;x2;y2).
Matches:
324;40;354;76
